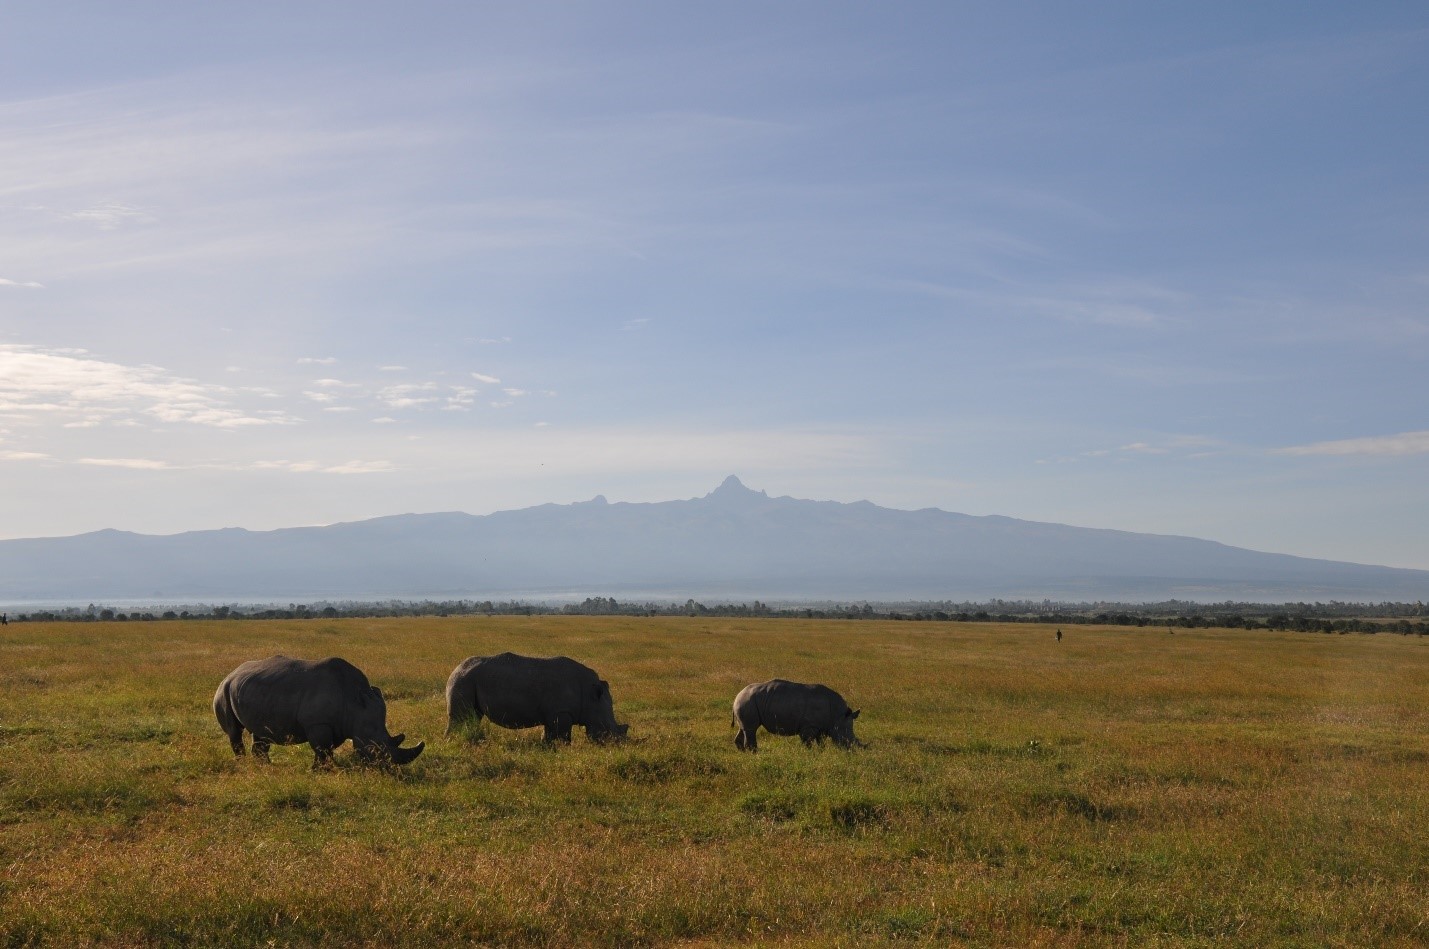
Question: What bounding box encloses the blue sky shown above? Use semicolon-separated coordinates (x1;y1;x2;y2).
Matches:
1;2;1426;570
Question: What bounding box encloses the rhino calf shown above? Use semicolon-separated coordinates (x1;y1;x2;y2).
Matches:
214;655;424;768
446;652;629;743
732;679;862;752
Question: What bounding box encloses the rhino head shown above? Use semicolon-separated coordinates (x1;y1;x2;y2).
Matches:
586;679;630;743
352;686;425;765
830;707;863;749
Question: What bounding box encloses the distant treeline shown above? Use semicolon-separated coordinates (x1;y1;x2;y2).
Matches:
7;595;1428;634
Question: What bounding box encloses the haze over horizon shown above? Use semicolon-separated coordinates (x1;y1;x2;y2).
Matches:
2;3;1427;570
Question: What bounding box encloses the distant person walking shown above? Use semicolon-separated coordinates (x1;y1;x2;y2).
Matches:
1055;628;1062;642
1;612;7;625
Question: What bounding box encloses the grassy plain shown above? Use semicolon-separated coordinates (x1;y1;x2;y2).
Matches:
1;615;1427;946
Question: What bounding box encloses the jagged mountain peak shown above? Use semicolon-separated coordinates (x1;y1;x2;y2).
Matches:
705;475;769;502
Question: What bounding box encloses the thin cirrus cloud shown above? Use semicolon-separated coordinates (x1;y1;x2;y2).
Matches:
0;344;298;429
1118;435;1224;456
0;277;45;288
249;459;395;475
1039;434;1225;465
1274;430;1429;457
78;457;172;469
73;457;394;474
64;203;152;230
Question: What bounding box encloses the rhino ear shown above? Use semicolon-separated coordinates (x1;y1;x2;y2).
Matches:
849;708;861;719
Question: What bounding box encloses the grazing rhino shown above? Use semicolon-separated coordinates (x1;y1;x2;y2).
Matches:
214;655;425;768
732;679;863;752
445;652;629;743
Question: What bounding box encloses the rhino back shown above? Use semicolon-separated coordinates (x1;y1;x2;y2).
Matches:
226;656;361;742
463;653;592;728
747;679;848;734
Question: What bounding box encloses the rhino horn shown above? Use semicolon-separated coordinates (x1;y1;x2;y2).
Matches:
389;739;424;765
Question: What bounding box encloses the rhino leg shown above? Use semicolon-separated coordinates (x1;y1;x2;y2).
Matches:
733;707;759;752
222;723;246;757
215;691;246;756
307;724;337;769
543;712;574;743
251;737;272;762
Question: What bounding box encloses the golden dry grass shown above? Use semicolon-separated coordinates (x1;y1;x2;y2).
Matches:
2;615;1428;946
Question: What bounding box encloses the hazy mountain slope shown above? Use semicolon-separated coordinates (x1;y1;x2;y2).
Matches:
1;476;1424;602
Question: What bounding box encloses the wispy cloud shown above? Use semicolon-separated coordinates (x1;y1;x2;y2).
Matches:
377;383;439;409
899;278;1187;329
0;83;448;283
322;460;396;474
78;457;172;469
0;277;45;289
250;459;394;475
1274;430;1429;457
471;372;501;385
69;456;394;475
1117;435;1223;456
1118;442;1167;455
65;203;152;230
1042;434;1227;465
297;357;338;366
445;386;477;410
0;344;299;429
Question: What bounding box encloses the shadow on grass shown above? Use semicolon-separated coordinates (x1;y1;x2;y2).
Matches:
1021;788;1136;823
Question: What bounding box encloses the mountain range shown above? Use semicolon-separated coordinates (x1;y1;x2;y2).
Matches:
1;476;1425;604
